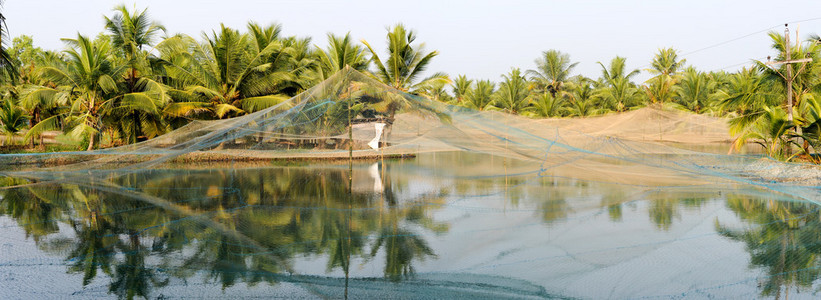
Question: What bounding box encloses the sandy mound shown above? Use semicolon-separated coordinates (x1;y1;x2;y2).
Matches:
537;107;732;144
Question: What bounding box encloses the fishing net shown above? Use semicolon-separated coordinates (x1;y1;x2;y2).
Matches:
2;67;821;298
2;67;816;198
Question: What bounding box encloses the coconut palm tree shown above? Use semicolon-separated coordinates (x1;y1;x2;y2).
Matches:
99;77;169;144
756;31;821;135
598;77;640;112
16;50;68;148
276;35;319;94
527;50;578;97
26;34;122;150
157;23;314;119
0;38;53;147
674;67;719;113
566;77;601;117
104;5;169;144
0;94;27;145
451;75;473;104
494;68;529;114
650;48;685;76
598;56;640;86
721;68;783;153
104;4;164;89
645;48;685;104
314;32;369;81
525;92;564;118
361;24;450;93
795;96;821;160
416;79;452;102
595;56;640;112
462;79;495;111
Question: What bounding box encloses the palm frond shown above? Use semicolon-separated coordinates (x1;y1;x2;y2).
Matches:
162;102;211;118
23;115;60;141
214;103;243;118
240;94;290;113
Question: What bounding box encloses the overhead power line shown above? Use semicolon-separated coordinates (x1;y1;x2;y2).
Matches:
682;16;821;58
711;56;768;72
682;28;778;57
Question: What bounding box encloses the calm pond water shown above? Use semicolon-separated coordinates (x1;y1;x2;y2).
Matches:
1;152;819;299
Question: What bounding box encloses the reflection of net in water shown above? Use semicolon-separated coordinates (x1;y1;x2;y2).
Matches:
2;68;821;298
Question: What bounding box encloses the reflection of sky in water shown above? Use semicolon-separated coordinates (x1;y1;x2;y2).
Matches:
1;152;819;298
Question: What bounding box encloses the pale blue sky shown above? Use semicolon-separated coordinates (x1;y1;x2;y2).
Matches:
6;0;821;83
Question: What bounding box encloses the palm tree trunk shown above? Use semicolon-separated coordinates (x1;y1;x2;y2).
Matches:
87;132;95;151
29;109;39;148
132;113;139;144
37;111;44;150
86;96;96;151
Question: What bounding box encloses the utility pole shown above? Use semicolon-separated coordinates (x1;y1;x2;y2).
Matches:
786;24;795;127
766;24;812;147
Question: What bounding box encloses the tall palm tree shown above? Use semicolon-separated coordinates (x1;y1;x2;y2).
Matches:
597;77;640;112
527;50;578;97
674;67;719;113
157;23;313;119
596;56;641;112
104;4;165;89
17;49;67;148
644;48;685;104
597;56;639;86
26;34;122;150
525;92;564;118
451;74;473;104
314;32;369;81
649;48;685;76
494;68;529;114
463;79;495;111
104;5;169;144
361;24;450;93
416;79;452;102
720;68;782;153
247;21;282;52
277;35;318;94
566;77;601;117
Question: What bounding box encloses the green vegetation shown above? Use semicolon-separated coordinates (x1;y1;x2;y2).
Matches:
0;5;819;161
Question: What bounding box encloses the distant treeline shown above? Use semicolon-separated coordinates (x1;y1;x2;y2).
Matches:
0;5;818;160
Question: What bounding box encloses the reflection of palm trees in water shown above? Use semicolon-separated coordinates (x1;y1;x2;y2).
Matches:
0;164;447;298
66;212;118;286
370;205;438;282
0;179;61;241
364;163;444;282
34;183;173;300
717;196;821;299
109;232;170;299
646;191;709;230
